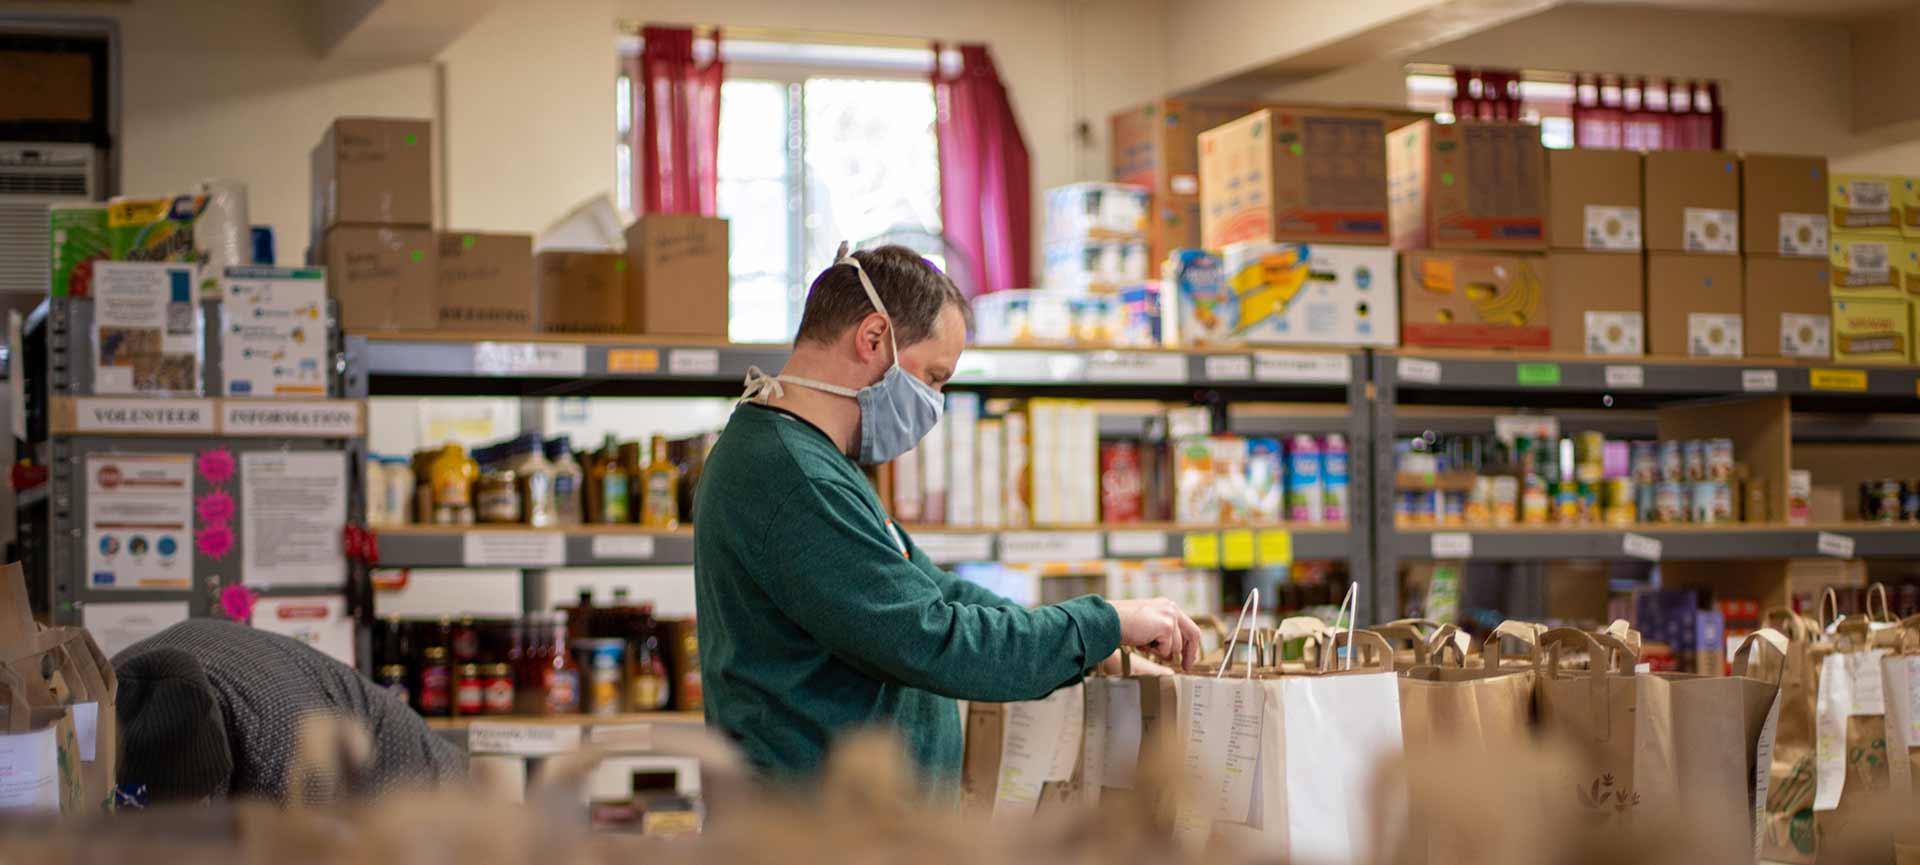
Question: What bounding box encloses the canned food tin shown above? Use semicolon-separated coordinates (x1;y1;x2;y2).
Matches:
1906;481;1920;522
1631;442;1658;486
1706;439;1735;481
572;638;627;716
1692;481;1732;524
1491;476;1519;526
1655;482;1686;523
1658;441;1683;483
1439;491;1466;526
1683;441;1707;482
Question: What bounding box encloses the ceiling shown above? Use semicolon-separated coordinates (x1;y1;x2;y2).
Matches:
1579;0;1917;21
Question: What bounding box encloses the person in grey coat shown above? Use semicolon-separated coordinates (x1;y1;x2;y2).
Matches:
112;618;466;803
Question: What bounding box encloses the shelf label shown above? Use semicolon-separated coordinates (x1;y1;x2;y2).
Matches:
1106;530;1168;558
221;401;363;437
1810;368;1868;392
1182;532;1220;568
1817;531;1856;559
1396;358;1442;384
1604;365;1645;389
999;531;1101;563
1516;362;1562;386
1429;532;1474;560
1202;354;1253;382
70;398;218;434
1253;352;1351;384
914;532;994;564
606;349;660;374
589;723;654;751
1221;529;1256;569
1742;369;1779;392
954;350;1085;384
668;349;721;377
590;534;657;561
1257;529;1293;567
462;531;566;566
1084;351;1187;383
468;722;583;756
473;342;587;376
1622;533;1663;561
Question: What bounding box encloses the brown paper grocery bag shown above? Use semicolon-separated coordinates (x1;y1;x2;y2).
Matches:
29;627;118;811
1536;628;1658;824
1879;619;1920;860
1761;607;1824;864
1811;617;1900;865
1648;628;1788;861
1398;627;1539;865
0;661;84;814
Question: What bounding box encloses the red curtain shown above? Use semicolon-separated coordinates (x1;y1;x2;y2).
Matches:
934;43;1031;295
1573;74;1722;151
629;25;723;216
1452;68;1522;121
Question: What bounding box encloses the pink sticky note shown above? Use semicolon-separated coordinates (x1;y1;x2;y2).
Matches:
217;585;258;623
197;447;236;486
196;491;235;524
195;522;233;560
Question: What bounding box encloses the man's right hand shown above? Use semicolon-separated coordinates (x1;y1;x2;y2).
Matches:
1110;597;1204;671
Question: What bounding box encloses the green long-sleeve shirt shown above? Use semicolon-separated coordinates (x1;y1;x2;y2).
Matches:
693;402;1122;784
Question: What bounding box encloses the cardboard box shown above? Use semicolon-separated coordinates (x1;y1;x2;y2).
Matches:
1829;173;1901;235
1740;154;1828;257
1398;251;1549;349
1547;251;1643;355
1198;109;1389;248
1829;233;1902;293
1743;256;1830;359
1831;294;1911;363
1548;149;1642;251
1203;242;1397;346
321;225;437;332
623;214;729;338
1388;119;1546;251
310;118;432;234
1647;252;1743;357
1644;151;1740;254
437;232;534;332
535;251;626;334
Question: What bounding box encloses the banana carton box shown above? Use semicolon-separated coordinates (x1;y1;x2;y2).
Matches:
1165;245;1397;346
1398;251;1550;349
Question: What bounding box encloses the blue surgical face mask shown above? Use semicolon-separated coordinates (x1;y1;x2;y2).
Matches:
741;245;944;465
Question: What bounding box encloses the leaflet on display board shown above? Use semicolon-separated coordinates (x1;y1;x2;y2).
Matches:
85;453;193;590
220;267;329;397
241;451;347;587
91;262;202;396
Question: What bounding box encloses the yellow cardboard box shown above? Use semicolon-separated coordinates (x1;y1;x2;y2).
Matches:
1830;173;1901;236
1830;294;1911;363
1829;233;1901;293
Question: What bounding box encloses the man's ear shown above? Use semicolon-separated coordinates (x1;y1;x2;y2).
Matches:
855;312;890;361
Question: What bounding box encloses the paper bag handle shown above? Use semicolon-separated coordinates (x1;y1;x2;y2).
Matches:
1371;620;1435;666
1428;624;1470;669
1482;620;1545;670
1820;588;1842;632
1731;628;1790;686
1762;607;1814;644
1214;589;1259;680
0;664;36;734
1867;582;1895;625
1599;619;1642;654
1327;630;1396;673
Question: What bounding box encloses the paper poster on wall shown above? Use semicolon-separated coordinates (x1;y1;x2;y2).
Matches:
82;601;190;658
252;596;355;666
91;262;202;396
419;400;500;446
85;453;193;590
221;267;328;397
240;451;348;587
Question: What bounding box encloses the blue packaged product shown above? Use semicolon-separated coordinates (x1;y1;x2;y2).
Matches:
1322;433;1350;523
1246;437;1284;523
1166;249;1232;346
1286;434;1323;523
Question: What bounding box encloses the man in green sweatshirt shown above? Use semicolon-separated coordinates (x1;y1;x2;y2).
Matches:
695;243;1201;786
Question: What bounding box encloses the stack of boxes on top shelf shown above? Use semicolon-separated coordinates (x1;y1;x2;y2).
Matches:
1389;118;1550;349
971;183;1162;348
1740;154;1830;360
1829;173;1919;363
1643;151;1744;358
311;116;729;339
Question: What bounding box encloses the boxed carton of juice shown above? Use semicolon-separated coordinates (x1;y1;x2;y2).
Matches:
1173;436;1216;524
1829;173;1900;235
1219;242;1397;346
1831;295;1911;363
1210;435;1250;523
1163;248;1231;346
1246;437;1284;524
50;204;108;298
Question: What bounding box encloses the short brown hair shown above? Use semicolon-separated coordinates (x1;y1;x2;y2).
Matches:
793;245;971;348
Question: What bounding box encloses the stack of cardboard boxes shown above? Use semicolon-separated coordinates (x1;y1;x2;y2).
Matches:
1644;151;1743;357
1112;98;1262;264
1741;155;1830;361
311;117;728;339
1174;107;1399;348
1547;148;1644;354
1828;173;1915;363
1389;119;1550;349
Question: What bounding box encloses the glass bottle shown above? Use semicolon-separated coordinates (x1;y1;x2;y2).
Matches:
641;434;682;529
512;433;556;528
428;443;478;525
416;646;452;717
546;436;585;525
542;612;581;715
588;434;631;524
627;604;672;712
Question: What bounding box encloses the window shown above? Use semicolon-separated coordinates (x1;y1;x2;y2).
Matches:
1405;66;1575;149
617;38;944;343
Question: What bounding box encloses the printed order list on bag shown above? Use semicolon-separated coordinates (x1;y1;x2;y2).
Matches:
221;267;329;396
86;454;193;589
0;727;60;811
993;684;1083;818
1173;676;1263;848
92;262;202;396
241;451;348;587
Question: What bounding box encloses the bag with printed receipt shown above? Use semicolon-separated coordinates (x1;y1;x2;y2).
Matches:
1761;607;1825;864
1872;615;1920;864
0;561;114;814
1809;611;1903;865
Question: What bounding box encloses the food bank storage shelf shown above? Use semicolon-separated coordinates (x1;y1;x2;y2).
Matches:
1381;350;1920;403
351;333;1364;396
374;524;1351;568
427;711;705;730
429;712;706;756
1392;524;1920;561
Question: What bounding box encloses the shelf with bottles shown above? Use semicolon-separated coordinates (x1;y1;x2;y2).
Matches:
351;331;1364;398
